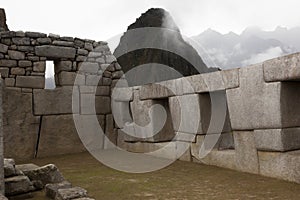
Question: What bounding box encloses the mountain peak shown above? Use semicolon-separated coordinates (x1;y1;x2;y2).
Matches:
128;8;180;32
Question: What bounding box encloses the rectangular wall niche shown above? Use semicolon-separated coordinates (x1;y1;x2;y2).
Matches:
45;61;56;89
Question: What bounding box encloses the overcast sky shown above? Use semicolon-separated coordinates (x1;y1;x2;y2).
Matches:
2;0;300;41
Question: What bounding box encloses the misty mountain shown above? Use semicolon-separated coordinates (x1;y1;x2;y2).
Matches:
190;27;299;69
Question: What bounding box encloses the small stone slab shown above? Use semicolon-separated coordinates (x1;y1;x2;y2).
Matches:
4;159;16;178
15;164;39;173
55;187;87;200
45;181;72;199
5;175;34;196
35;45;76;59
22;164;65;186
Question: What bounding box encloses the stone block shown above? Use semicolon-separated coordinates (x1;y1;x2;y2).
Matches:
5;176;34;196
8;50;25;60
18;60;32;67
169;94;201;134
233;131;259;174
35;45;76;59
226;64;282;130
22;164;65;186
80;94;111;115
104;114;117;149
258;150;300;184
37;38;52;45
96;86;110;96
54;61;72;73
0;68;9;78
11;68;25;75
37;115;87;157
0;44;8;54
58;72;85;86
263;53;300;82
111;87;133;102
33;61;46;72
12;37;30;45
33;86;79;115
190;71;225;93
16;76;45;89
52;41;74;47
193;150;236;171
25;32;47;38
3;89;40;161
55;187;87;200
45;181;72;199
78;62;99;74
221;68;239;89
218;132;235;150
254;128;300;152
139;82;174;100
0;60;17;67
16;164;39;173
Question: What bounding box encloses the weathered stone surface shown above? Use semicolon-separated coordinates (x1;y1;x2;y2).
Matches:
4;159;15;177
140;82;174;100
55;187;87;200
33;86;79;115
15;164;39;174
169;94;201;134
258;150;300;184
33;61;45;72
11;38;30;46
54;61;72;73
37;115;87;157
218;132;235;150
16;76;45;89
52;41;74;47
193;150;237;171
80;95;111;115
23;164;64;186
45;181;72;199
0;44;8;54
4;78;15;87
233;131;259;174
254;128;300;152
11;68;25;75
0;60;17;67
8;50;25;60
263;52;300;82
35;45;76;59
0;194;7;200
37;38;52;45
18;60;32;67
111;87;133;102
57;72;85;86
5;176;34;196
226;64;282;130
3;89;40;160
78;62;99;74
0;68;9;77
25;32;47;38
104;114;116;149
221;68;239;89
96;86;110;96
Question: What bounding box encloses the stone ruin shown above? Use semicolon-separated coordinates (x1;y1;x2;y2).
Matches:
0;7;299;199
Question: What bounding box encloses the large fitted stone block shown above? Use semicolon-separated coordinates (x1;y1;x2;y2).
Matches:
258;150;300;184
221;68;239;89
233;131;259;174
37;115;87;157
193;150;236;171
169;94;201;134
226;64;282;130
263;53;300;82
254;128;300;152
3;89;40;161
140;82;175;100
57;72;85;86
16;76;45;89
35;45;76;59
80;95;111;115
33;86;79;115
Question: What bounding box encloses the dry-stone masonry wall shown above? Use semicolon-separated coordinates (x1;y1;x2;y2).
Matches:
113;53;300;184
0;30;123;161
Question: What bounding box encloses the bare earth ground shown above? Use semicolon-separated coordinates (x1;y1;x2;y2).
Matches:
24;152;300;200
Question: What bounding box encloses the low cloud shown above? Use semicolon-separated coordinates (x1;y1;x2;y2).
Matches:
242;47;283;66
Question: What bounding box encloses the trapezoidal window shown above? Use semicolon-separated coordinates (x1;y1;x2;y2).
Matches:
45;61;56;89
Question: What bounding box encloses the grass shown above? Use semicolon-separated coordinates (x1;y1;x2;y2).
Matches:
22;152;300;200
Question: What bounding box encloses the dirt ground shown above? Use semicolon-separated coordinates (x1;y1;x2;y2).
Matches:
25;152;300;200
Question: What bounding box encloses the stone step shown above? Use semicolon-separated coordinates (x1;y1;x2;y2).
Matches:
5;175;34;196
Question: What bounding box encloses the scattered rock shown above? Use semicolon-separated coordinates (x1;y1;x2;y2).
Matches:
45;181;72;199
4;159;16;178
5;175;34;196
55;187;87;200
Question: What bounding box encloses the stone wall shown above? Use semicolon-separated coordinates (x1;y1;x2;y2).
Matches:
113;53;300;184
0;31;123;161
